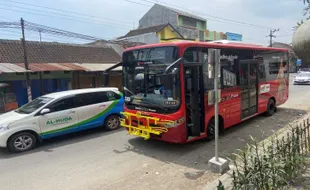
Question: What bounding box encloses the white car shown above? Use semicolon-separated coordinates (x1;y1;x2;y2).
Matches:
294;72;310;85
0;88;124;153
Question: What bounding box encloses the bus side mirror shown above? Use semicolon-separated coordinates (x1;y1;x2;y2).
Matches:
208;49;221;79
103;72;109;87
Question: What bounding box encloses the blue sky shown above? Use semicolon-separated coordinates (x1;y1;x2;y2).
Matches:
0;0;306;45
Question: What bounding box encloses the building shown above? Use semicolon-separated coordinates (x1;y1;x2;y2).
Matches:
137;3;228;42
0;39;122;112
87;40;146;56
116;23;184;44
225;32;243;41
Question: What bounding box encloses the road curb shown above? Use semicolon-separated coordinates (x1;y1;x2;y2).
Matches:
203;112;310;190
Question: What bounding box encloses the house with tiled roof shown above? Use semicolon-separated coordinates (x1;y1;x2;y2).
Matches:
0;39;122;112
116;23;184;44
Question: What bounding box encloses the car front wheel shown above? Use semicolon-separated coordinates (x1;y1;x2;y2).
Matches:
7;132;37;153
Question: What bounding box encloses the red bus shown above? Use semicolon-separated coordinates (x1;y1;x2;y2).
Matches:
119;41;289;143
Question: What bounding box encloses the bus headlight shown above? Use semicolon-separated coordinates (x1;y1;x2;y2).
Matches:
163;117;185;128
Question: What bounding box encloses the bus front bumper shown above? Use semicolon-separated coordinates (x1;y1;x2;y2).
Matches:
120;112;173;140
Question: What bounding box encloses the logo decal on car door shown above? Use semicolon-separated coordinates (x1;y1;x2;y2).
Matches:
46;116;73;126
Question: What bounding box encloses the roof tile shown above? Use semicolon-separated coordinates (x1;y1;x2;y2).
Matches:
0;39;121;64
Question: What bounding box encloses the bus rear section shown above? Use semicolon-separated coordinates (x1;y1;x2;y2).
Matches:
120;42;289;143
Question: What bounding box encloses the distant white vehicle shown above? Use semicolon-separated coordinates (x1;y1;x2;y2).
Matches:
0;88;124;153
294;72;310;85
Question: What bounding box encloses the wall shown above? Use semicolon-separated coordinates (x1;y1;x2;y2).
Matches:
205;30;227;41
139;4;178;28
0;71;72;81
157;26;181;42
178;15;206;30
120;33;160;44
176;26;199;40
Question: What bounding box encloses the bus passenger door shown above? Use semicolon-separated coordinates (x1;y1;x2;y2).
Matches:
239;60;258;119
184;65;205;137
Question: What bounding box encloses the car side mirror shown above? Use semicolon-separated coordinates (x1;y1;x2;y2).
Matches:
40;108;50;115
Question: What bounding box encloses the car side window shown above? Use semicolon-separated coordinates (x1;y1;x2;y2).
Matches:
48;97;75;113
75;91;121;107
105;91;121;101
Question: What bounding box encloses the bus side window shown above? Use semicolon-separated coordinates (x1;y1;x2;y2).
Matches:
221;59;237;88
259;64;266;81
184;47;199;62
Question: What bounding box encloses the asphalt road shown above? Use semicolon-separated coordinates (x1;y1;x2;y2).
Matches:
1;74;310;190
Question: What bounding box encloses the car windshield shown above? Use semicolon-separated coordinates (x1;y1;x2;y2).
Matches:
122;46;181;113
298;72;310;77
15;97;53;114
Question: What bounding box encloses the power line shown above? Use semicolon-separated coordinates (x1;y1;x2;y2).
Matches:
122;0;273;29
24;21;103;41
0;5;132;30
4;0;133;26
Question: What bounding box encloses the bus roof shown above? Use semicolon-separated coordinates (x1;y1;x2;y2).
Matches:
123;41;289;53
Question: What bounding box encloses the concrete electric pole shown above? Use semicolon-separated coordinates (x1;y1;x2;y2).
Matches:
267;29;279;47
20;18;32;103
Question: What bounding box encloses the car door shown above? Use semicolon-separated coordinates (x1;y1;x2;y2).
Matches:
39;96;79;138
75;92;110;129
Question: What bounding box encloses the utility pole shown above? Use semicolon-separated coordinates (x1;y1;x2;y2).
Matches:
21;18;32;103
39;29;42;42
267;29;279;47
207;49;229;174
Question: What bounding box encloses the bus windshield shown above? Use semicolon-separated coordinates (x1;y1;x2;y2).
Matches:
122;47;181;113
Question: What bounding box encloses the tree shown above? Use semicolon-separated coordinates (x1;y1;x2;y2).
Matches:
304;0;310;14
292;0;310;67
293;16;310;30
294;0;310;30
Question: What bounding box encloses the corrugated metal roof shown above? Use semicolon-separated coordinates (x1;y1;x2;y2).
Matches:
0;63;28;73
74;63;122;71
60;63;88;71
0;63;122;73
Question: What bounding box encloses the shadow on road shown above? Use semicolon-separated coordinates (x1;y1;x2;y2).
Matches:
114;107;307;171
0;127;125;159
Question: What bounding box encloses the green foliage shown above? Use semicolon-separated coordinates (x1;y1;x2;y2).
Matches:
293;40;310;67
217;180;225;190
231;120;310;190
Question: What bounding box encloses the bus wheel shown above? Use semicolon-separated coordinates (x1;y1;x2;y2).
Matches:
265;99;276;116
206;118;215;140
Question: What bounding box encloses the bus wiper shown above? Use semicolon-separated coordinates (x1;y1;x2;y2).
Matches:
124;87;135;95
142;100;168;112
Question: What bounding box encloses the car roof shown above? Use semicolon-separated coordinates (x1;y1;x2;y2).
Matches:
42;87;120;99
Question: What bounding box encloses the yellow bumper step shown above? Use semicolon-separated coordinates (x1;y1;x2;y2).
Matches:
120;111;172;140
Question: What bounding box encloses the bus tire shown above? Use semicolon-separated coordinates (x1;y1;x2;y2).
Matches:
265;98;276;116
206;117;224;140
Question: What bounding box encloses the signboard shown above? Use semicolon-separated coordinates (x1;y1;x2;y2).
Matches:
297;59;302;66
